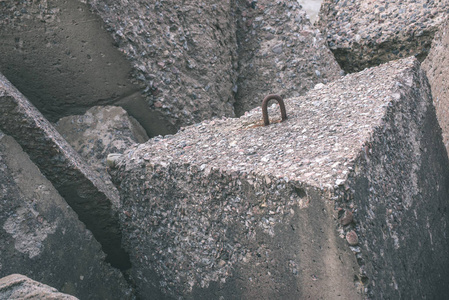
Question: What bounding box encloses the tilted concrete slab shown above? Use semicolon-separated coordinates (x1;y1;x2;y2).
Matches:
0;134;132;299
111;57;449;299
422;17;449;155
0;73;130;270
316;0;449;73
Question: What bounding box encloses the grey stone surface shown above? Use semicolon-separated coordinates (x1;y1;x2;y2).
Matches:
0;274;79;300
0;0;175;137
234;0;342;115
0;73;129;271
55;105;148;192
87;0;238;129
111;57;449;299
316;0;449;73
0;134;133;299
422;17;449;154
0;0;340;134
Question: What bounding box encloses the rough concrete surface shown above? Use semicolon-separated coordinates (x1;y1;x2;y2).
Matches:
0;73;130;270
233;0;342;115
87;0;239;129
0;133;132;299
422;17;449;155
55;105;148;192
0;0;175;137
316;0;449;73
111;57;449;299
0;0;341;135
0;274;79;300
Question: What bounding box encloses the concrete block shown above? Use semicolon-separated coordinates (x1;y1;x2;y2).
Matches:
0;73;129;271
0;133;132;299
112;57;449;298
317;0;448;73
422;17;449;155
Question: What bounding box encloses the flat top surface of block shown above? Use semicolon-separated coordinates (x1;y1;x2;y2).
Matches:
121;58;417;188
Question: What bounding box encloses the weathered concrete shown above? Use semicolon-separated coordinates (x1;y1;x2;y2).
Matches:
0;0;342;133
0;73;130;270
0;0;175;136
316;0;449;73
0;274;78;300
86;0;238;129
0;0;237;134
55;105;148;192
112;57;449;299
422;17;449;155
233;0;342;115
0;133;133;299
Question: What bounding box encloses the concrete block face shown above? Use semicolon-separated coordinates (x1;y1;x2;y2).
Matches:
234;0;342;115
112;57;449;298
0;274;79;300
0;73;129;270
0;134;132;299
422;18;449;155
316;0;449;73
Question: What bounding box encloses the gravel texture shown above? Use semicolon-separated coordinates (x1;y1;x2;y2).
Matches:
0;133;133;300
317;0;449;73
86;0;238;129
233;0;342;115
422;17;449;154
112;57;449;299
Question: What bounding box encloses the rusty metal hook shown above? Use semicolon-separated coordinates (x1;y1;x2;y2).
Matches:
262;94;287;126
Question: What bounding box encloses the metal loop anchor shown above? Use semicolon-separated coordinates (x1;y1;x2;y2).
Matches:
262;94;287;126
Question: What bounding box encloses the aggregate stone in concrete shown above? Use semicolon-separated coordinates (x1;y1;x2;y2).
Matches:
422;17;449;154
0;73;129;270
55;105;148;193
234;0;342;115
0;274;79;300
0;133;133;300
112;57;449;299
316;0;449;73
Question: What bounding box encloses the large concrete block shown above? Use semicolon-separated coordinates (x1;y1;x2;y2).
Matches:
0;274;78;300
112;57;449;299
0;73;129;270
422;17;449;155
234;0;342;115
316;0;449;73
0;133;132;299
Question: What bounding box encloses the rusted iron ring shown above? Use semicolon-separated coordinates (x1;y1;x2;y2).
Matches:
262;94;287;126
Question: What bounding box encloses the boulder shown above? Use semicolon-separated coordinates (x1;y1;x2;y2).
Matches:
0;133;132;299
234;0;342;115
0;73;129;270
55;105;148;190
0;274;78;300
422;17;449;154
316;0;449;73
111;57;449;299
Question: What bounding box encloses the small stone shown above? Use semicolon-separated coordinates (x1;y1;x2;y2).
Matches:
107;153;122;168
340;210;353;226
346;230;359;246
